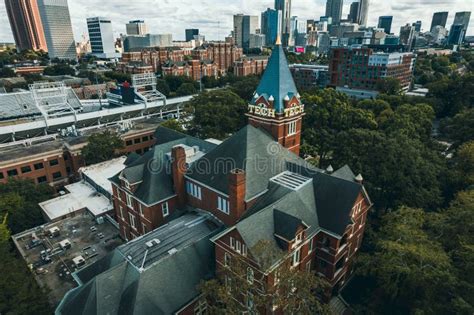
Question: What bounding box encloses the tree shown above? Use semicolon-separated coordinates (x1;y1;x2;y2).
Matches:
81;130;124;165
103;71;131;84
355;207;459;314
156;79;171;97
43;64;75;76
187;90;247;139
0;67;15;78
176;82;197;96
229;75;260;101
199;240;329;314
0;179;55;234
376;77;402;95
441;108;474;144
161;119;185;133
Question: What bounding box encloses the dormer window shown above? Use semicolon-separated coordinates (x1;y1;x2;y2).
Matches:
124;180;131;190
295;232;303;244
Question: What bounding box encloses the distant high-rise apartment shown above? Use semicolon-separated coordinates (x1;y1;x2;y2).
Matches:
5;0;47;52
233;14;258;51
378;16;393;34
275;0;292;46
87;17;118;59
448;24;465;45
412;21;422;32
37;0;76;60
126;20;148;36
452;11;471;42
357;0;369;27
430;12;448;32
325;0;343;25
399;23;415;51
348;2;359;23
185;29;199;42
261;8;282;46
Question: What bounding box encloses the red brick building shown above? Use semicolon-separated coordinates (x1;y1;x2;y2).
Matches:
233;55;269;76
121;47;190;73
192;42;244;75
161;59;219;80
58;40;372;314
329;47;416;93
0;119;158;189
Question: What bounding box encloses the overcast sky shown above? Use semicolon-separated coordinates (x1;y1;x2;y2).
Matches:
0;0;472;42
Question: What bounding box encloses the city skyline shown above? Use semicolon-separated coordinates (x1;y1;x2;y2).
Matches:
0;0;473;43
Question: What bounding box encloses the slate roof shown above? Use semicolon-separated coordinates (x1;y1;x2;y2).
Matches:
186;124;314;200
57;213;222;315
252;43;298;113
110;127;217;205
235;165;365;268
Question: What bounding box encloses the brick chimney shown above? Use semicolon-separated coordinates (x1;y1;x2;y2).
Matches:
172;145;187;207
228;169;246;222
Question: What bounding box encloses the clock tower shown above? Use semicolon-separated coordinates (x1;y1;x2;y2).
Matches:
246;37;304;155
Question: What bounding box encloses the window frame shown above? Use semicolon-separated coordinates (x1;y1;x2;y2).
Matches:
129;213;137;230
162;202;169;217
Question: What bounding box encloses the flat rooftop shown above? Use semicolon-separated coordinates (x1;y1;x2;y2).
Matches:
119;212;221;270
12;214;123;306
39;181;113;221
80;156;128;196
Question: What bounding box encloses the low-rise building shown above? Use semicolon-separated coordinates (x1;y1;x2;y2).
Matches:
161;59;219;80
233;55;269;76
289;64;329;90
329;47;416;93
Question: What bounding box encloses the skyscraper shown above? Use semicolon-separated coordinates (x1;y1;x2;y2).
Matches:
261;8;282;46
5;0;47;52
448;24;465;45
412;20;422;32
87;17;118;59
378;16;393;34
275;0;292;46
357;0;369;27
185;29;199;42
430;12;448;32
37;0;76;60
126;20;148;36
233;14;258;51
325;0;343;25
348;2;359;23
399;23;415;51
452;11;471;42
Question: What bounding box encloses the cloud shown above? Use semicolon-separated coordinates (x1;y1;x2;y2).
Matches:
0;0;472;43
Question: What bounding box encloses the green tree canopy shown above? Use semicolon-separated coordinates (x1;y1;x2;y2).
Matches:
186;89;247;139
81;130;124;165
176;82;197;96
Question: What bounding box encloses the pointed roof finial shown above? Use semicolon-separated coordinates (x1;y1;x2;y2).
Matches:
275;34;282;46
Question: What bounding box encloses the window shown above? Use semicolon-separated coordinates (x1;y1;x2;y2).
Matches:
49;159;59;166
295;232;303;244
52;172;62;179
236;240;242;253
142;223;148;234
194;299;207;315
186;181;202;200
217;196;230;214
138;203;144;216
7;169;18;177
247;291;254;310
126;193;133;208
242;244;247;256
288;121;297;135
129;213;136;230
292;249;301;267
224;252;231;267
66;167;71;174
353;201;363;214
142;136;149;142
308;237;313;254
162;202;169;217
230;237;236;249
274;271;280;285
322;236;330;248
117;190;122;201
21;166;32;174
0;172;4;180
34;162;44;170
319;259;328;270
134;138;141;144
119;206;124;220
126;140;133;146
247;267;254;284
37;176;47;183
63;154;69;161
306;261;312;272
